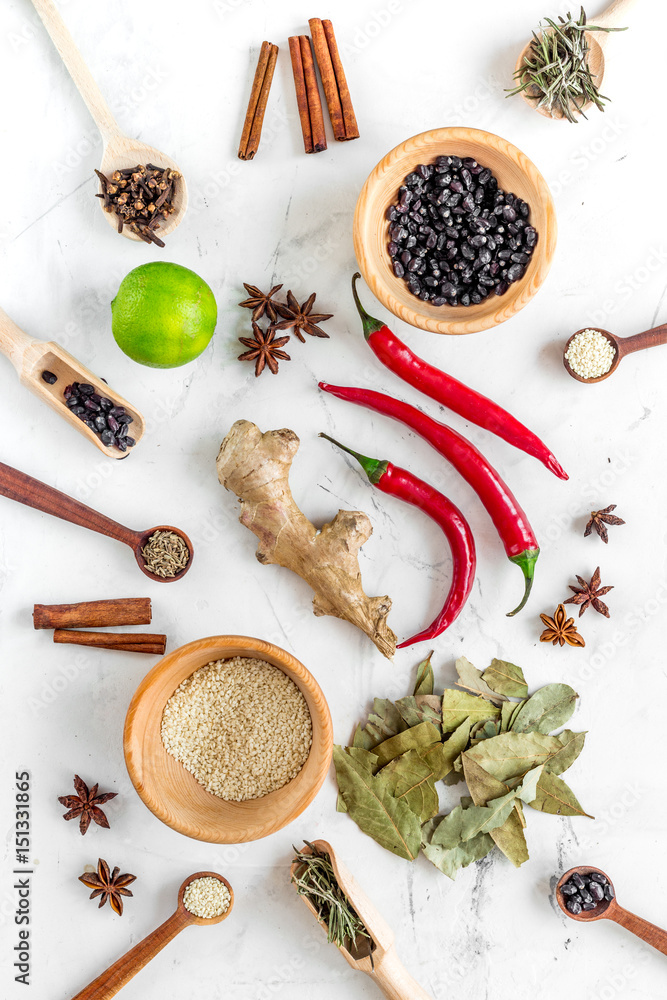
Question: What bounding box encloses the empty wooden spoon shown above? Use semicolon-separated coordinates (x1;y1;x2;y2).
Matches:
514;0;636;120
30;0;187;243
291;839;432;1000
563;323;667;383
556;866;667;956
0;460;193;583
71;872;233;999
0;305;144;458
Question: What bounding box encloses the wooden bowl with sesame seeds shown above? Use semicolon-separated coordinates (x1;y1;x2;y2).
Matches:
354;127;557;335
123;635;333;844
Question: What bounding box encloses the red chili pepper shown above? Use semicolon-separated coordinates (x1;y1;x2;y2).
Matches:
319;433;476;648
319;382;539;616
351;273;568;481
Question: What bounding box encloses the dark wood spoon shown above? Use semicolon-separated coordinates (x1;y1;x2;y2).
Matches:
71;872;233;999
563;324;667;384
0;460;193;583
556;866;667;955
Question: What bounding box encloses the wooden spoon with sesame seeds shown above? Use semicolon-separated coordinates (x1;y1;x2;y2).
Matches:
563;324;667;384
30;0;187;244
71;873;233;999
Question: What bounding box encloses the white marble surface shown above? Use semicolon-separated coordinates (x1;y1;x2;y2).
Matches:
1;0;666;997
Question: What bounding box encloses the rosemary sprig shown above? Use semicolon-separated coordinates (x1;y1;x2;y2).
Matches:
506;6;627;123
291;842;373;956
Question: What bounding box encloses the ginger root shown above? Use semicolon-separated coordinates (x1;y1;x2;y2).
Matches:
216;420;396;659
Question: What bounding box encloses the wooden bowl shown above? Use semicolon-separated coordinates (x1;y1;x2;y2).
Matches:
124;635;333;843
353;127;557;335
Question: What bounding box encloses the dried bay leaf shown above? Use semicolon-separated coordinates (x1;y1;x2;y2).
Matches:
529;771;593;818
395;694;442;732
373;721;441;769
422;826;495;879
482;659;528;699
382;748;439;822
455;656;507;704
333;747;421;860
511;684;578;735
431;766;542;849
465;731;581;785
508;698;528;730
462;755;529;867
441;689;499;733
500;701;516;732
413;651;435;695
421;718;471;780
545;730;586;776
469;718;502;744
337;748;379;812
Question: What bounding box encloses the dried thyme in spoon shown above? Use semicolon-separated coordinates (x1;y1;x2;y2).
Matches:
507;7;627;122
291;842;372;957
141;530;190;578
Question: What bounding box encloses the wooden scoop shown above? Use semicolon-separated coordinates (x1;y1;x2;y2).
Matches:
0;460;193;583
291;840;432;1000
563;323;667;383
71;872;233;999
0;305;144;459
30;0;187;243
556;866;667;956
514;0;636;120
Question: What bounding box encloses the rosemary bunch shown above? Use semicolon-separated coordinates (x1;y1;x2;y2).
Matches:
291;842;372;955
506;6;627;123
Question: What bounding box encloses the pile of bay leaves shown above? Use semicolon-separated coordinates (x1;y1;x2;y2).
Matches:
334;654;593;878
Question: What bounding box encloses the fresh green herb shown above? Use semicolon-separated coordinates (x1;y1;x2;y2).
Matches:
506;7;627;123
334;656;593;879
291;842;373;955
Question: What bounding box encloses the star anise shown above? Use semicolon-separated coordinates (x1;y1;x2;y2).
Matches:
564;566;613;617
78;858;136;916
238;322;291;377
584;504;625;544
58;775;117;835
274;290;333;342
238;282;283;323
539;604;586;647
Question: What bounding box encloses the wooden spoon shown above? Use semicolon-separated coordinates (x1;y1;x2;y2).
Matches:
0;305;144;459
0;460;193;583
514;0;636;120
30;0;187;242
556;866;667;955
291;840;432;1000
71;872;233;1000
563;323;667;383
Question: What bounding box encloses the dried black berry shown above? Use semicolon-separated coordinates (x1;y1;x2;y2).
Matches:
41;370;57;385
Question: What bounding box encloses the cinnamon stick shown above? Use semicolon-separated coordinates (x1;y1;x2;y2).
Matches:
53;630;167;655
238;41;279;160
308;18;345;140
288;36;313;153
33;598;152;630
322;19;359;140
299;36;327;153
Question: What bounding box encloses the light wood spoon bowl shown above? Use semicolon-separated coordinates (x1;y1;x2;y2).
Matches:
563;323;667;383
514;0;636;120
291;839;433;1000
0;460;193;582
31;0;187;242
556;866;667;956
0;305;144;458
71;871;233;999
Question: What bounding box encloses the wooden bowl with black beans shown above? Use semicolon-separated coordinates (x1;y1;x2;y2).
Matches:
124;635;333;843
354;127;557;335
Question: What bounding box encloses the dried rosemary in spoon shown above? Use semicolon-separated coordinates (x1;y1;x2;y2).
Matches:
507;6;627;123
291;842;372;958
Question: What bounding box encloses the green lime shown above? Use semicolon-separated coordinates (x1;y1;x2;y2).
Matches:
111;262;217;369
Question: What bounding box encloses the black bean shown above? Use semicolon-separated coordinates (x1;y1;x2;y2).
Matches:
84;399;100;412
107;415;120;433
125;436;136;447
604;885;615;901
64;384;73;398
41;370;58;384
511;252;530;264
589;882;604;902
101;430;114;446
116;438;127;452
571;873;585;889
66;397;80;409
99;397;113;411
506;263;525;282
580;889;593;904
71;405;85;416
561;883;578;896
566;899;582;915
79;383;95;396
494;281;508;296
393;261;405;278
94;415;107;432
582;902;597;911
109;406;125;417
590;872;607;885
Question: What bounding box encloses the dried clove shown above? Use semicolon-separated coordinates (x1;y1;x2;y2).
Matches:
95;164;180;247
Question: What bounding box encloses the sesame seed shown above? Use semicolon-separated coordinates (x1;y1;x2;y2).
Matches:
565;328;616;379
183;877;231;918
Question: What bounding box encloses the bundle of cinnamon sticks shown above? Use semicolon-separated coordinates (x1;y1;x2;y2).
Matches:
33;598;167;655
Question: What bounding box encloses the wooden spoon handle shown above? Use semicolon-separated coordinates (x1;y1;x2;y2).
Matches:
593;0;638;33
71;910;190;999
369;947;433;1000
0;461;139;549
608;905;667;956
30;0;121;142
0;307;38;374
617;323;667;358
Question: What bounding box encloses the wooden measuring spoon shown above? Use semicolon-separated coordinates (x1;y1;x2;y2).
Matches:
563;323;667;383
514;0;636;120
0;305;144;459
556;866;667;955
291;840;432;1000
71;872;233;999
30;0;187;243
0;460;193;583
